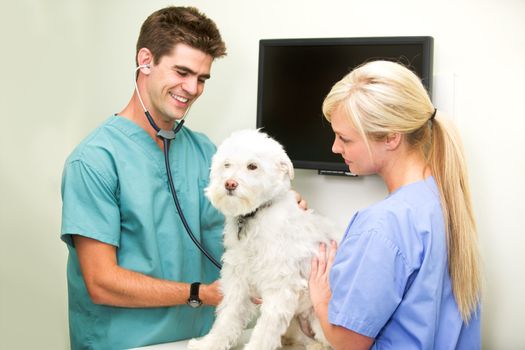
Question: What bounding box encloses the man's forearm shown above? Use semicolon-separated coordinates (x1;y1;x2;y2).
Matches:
73;235;221;307
86;264;192;307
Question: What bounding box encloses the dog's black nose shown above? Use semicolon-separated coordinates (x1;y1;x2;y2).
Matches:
225;179;238;191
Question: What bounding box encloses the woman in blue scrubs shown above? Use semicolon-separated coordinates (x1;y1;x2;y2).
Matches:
309;60;481;349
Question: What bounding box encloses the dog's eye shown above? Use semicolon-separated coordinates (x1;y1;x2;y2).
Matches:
247;163;258;170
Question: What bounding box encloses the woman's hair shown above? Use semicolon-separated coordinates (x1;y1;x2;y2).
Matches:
323;60;480;322
136;6;226;66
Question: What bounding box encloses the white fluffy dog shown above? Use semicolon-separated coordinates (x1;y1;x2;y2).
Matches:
188;129;338;350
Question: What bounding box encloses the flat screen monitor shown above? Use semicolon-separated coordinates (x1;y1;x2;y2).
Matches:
256;36;434;175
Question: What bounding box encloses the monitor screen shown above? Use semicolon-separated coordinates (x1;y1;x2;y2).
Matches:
256;36;433;175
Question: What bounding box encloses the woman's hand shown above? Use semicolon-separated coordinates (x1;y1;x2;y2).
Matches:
309;241;337;316
309;241;374;349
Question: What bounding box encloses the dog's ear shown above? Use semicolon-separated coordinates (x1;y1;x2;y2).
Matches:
280;157;295;180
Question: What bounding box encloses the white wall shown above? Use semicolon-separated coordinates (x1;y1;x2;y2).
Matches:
1;0;523;349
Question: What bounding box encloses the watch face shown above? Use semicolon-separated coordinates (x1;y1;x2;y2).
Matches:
188;299;202;308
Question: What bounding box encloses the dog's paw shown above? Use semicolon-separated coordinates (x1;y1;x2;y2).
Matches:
242;343;259;350
187;338;204;350
188;335;232;350
243;339;282;350
187;337;217;350
306;342;332;350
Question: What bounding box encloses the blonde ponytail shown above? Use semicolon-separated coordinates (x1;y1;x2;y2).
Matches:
427;113;480;322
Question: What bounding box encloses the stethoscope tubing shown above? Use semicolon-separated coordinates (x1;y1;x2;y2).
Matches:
162;137;223;270
135;66;222;270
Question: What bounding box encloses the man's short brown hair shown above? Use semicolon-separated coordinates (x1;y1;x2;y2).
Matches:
136;6;226;65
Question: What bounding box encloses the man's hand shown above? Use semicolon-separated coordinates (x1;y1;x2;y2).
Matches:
201;280;223;306
250;296;263;305
292;190;308;210
203;281;260;305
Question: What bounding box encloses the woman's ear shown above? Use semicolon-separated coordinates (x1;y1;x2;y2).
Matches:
384;132;402;151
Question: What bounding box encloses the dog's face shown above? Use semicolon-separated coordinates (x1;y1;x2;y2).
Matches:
206;130;294;217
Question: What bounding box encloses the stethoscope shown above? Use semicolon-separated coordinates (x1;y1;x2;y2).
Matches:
134;64;222;270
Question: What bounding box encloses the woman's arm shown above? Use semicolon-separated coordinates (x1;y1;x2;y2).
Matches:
309;241;374;350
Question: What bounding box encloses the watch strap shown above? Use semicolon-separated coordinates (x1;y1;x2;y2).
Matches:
187;282;202;307
190;282;201;298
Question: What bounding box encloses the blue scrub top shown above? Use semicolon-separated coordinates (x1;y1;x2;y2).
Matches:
329;177;480;349
61;115;224;349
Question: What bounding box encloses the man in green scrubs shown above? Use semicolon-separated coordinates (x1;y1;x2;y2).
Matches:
61;6;227;349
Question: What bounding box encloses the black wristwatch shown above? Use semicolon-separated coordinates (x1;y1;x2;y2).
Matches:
187;282;202;308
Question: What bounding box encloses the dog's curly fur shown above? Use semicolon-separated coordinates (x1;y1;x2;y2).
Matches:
188;129;338;350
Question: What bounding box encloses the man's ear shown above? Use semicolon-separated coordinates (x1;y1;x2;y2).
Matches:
137;48;153;73
385;132;402;151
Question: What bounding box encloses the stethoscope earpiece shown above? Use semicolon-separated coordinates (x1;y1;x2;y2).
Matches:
137;64;151;74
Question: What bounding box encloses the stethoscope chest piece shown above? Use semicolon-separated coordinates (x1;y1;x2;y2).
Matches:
157;129;176;140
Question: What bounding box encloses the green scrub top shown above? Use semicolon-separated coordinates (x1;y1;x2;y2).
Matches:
61;115;224;349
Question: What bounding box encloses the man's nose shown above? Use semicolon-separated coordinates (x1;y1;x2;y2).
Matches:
183;77;199;96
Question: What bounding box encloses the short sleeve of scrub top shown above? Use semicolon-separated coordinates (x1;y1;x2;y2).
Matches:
61;158;121;247
329;211;414;337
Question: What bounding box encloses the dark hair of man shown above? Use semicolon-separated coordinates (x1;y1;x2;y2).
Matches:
136;6;227;66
